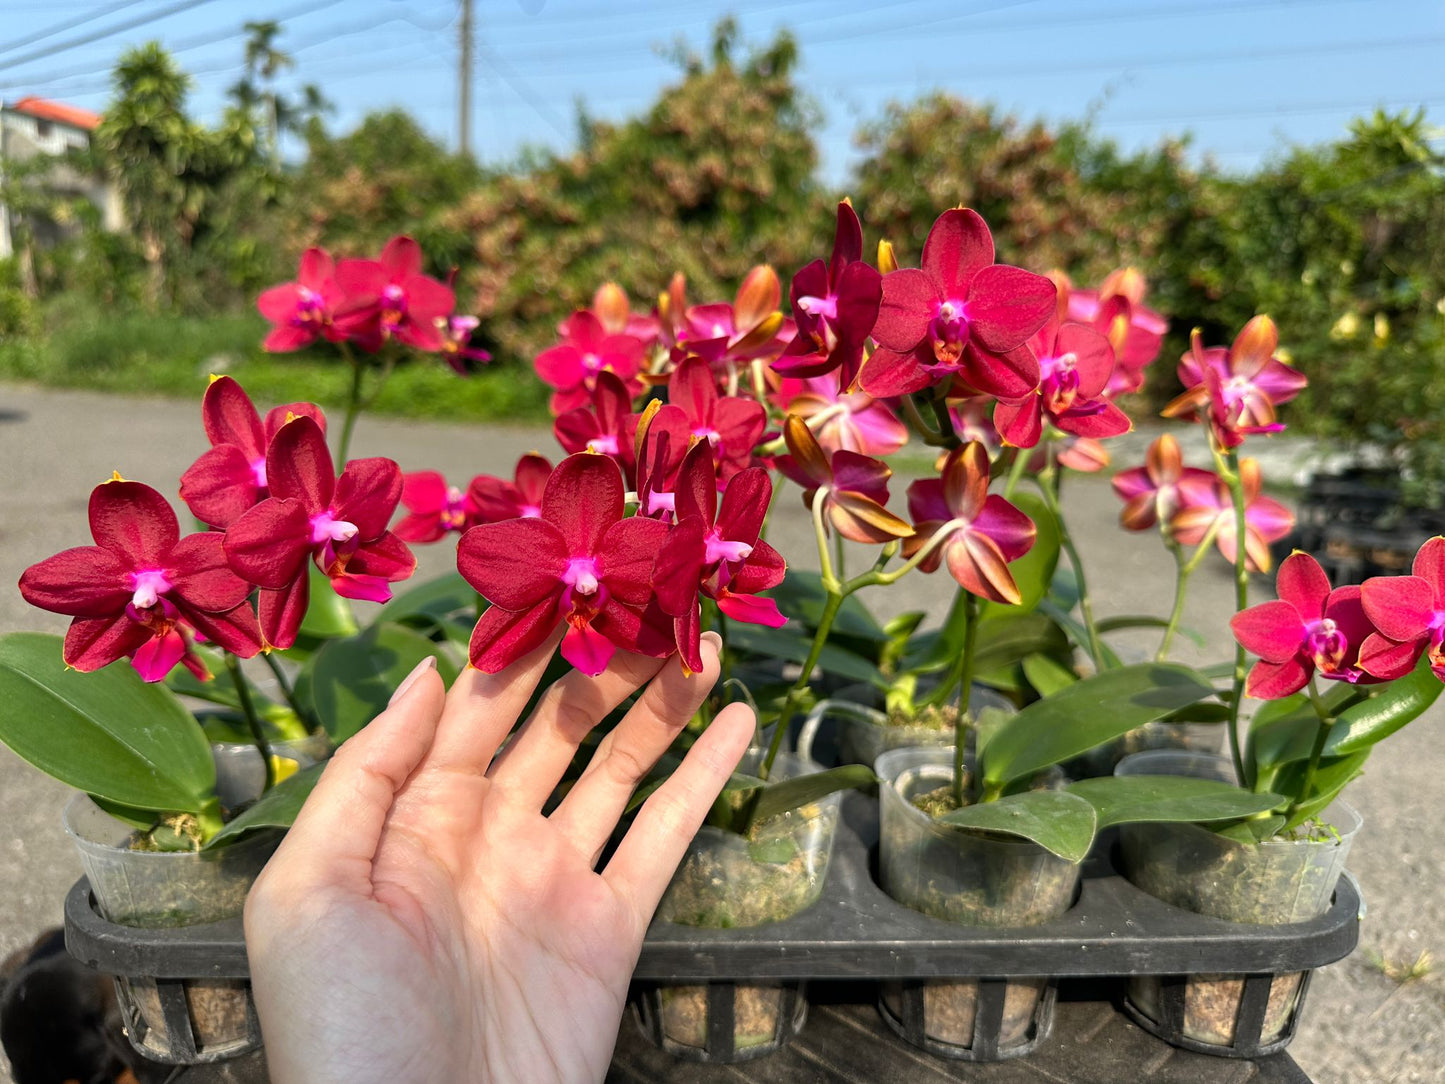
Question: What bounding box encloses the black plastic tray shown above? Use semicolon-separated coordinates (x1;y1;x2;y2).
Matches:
65;792;1362;984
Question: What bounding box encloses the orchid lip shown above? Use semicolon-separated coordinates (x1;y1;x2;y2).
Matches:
691;427;722;448
704;529;753;565
562;556;600;596
587;435;620;455
930;298;970;350
581;352;603;372
129;568;172;610
310;511;359;545
519;504;542;518
250;457;268;489
645;490;676;517
1305;617;1348;672
798;293;838;321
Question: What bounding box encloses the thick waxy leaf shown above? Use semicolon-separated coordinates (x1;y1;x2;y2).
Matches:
1215;814;1288;844
1272;749;1370;831
1021;653;1077;697
938;789;1095;862
768;572;886;642
206;762;323;847
310;622;462;743
1159;701;1231;723
980;663;1216;787
375;570;475;629
979;490;1059;618
745;764;876;829
298;566;360;639
1324;657;1443;756
1096;614;1205;647
1066;776;1282;829
727;624;884;686
1249;682;1370;775
906;609;1067;677
0;633;216;813
1038;599;1124;669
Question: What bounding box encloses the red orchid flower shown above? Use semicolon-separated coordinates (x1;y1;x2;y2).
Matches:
457;453;673;675
19;478;261;681
257;248;347;352
1231;552;1383;698
535;309;646;415
333;236;455;353
394;471;477;544
1163;317;1307;449
180;376;326;529
994;318;1131;448
776;415;913;543
904;442;1036;605
633;404;692;521
223;417;415;649
566;282;660;347
1060;267;1168;396
468;453;553;525
776;374;908;459
1111;433;1217;531
654;442;787;672
772;201;883;387
860;209;1054;400
1170;457;1294;573
666;356;767;481
1359;536;1445;683
553;371;640;487
437;314;492;374
666;266;793;369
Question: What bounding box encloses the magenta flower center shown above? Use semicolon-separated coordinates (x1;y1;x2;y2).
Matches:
129;568;172;610
1304;617;1348;673
797;293;838;322
704;528;753;566
310;511;359;546
930;298;971;354
587;434;619;455
581;352;603;373
1040;351;1082;414
381;284;407;328
691;427;722;448
560;556;604;612
644;489;675;517
293;287;324;326
518;503;542;519
441;487;468;530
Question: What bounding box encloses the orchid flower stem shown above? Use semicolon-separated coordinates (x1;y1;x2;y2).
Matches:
812;488;837;591
762;590;841;781
930;395;963;450
261;652;310;727
902;394;939;441
337;344;365;466
1156;538;1191;662
1034;465;1105;671
953;593;979;807
1002;446;1030;500
1293;675;1335;820
225;654;275;792
1221;445;1252;789
834;531;847;580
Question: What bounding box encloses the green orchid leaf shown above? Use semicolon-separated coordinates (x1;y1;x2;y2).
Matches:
311;622;462;744
1214;814;1288;844
90;795;162;832
1021;653;1078;698
979;491;1059;618
0;633;215;813
767;571;887;642
1066;775;1283;829
298;566;360;640
907;610;1068;678
1096;614;1206;646
726;624;884;686
1038;599;1124;669
206;762;324;847
1324;657;1444;756
938;789;1096;862
980;663;1216;787
744;764;876;830
1158;701;1231;724
376;571;475;629
1272;749;1371;831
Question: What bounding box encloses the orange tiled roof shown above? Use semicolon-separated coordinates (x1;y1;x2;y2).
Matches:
9;96;101;131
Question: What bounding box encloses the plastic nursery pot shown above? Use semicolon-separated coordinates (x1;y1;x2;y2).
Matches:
1115;750;1363;1058
1065;718;1224;779
211;731;332;813
874;747;1080;1061
65;793;280;1064
635;751;842;1063
796;683;1015;768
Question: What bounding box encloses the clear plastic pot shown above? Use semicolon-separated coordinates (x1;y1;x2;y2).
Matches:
1065;719;1224;779
1116;750;1362;1051
211;731;332;813
646;751;842;1061
875;747;1081;1059
797;683;1014;768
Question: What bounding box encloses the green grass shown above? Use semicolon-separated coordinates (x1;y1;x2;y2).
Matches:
0;305;550;425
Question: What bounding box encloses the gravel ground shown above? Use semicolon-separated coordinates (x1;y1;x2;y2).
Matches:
0;383;1438;1082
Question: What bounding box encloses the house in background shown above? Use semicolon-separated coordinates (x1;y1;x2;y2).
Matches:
0;97;123;261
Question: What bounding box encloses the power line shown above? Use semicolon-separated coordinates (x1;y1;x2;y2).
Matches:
1102;94;1445;127
0;0;223;74
0;0;152;60
474;36;572;139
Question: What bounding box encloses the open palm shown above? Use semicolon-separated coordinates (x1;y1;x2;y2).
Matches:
245;631;751;1083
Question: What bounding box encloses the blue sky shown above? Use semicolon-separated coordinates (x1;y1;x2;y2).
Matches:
2;0;1441;181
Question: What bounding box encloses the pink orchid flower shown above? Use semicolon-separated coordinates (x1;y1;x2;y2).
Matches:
947;395;1002;451
1231;552;1383;697
665;266;793;369
1112;433;1217;531
223;417;415;649
394;471;477;544
776;415;914;544
19;478;261;681
437;314;492;374
333;236;455;353
634;404;692;521
553;371;640;487
1359;536;1445;683
468;454;553;525
257;248;347;352
457;453;674;675
1045;435;1111;474
776;373;908;459
667;356;767;481
1170;457;1294;573
772;201;883;387
563;282;660;347
654;442;787;672
535;309;646;415
860;208;1054;400
1060;267;1168;396
1163;317;1307;449
904;442;1037;605
994;318;1131;448
180;376;326;529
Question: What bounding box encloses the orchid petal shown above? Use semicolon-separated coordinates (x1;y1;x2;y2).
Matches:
1231;601;1305;662
1245;655;1312;699
332;457;403;539
470;599;560;673
89;480;179;566
457;519;567;609
131;628;189;683
543;453;624;556
182;602;262;659
716;592;787;627
921;208;994;295
831;201;864;277
829;491;914;543
973;495;1037;562
599;515;673;607
1275;552;1333;622
201;376;264;458
1230;315;1278;379
19;546;134;617
168;532;251;612
946;532;1022;605
224;498;312;589
873;268;936;351
967;265;1056;353
857;344;933;397
266;416;335;512
259;576;309;651
1359;632;1426;681
181;445;262;529
63;614;151;673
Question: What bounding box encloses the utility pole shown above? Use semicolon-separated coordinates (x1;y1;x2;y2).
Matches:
459;0;474;158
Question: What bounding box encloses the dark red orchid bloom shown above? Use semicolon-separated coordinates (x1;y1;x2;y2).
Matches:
467;453;554;525
554;371;640;486
776;374;908;459
772;201;882;387
1170;457;1293;574
224;417;414;649
180;376;326;530
1359;536;1445;683
457;453;673;675
654;442;787;671
1059;267;1168;397
333;236;455;353
905;442;1036;605
776;415;913;544
1111;433;1216;531
19;478;261;681
995;318;1131;448
535;309;646;415
1232;552;1383;698
394;471;477;544
1163;317;1307;450
257;248;347;353
860;209;1054;400
665;266;793;369
633;404;692;521
666;356;767;481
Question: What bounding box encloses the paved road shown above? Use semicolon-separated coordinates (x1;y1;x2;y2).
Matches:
0;384;1438;1082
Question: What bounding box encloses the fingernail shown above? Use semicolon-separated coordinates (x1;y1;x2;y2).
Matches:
701;631;723;651
389;656;437;707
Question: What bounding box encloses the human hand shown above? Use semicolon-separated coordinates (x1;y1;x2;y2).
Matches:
244;630;751;1083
